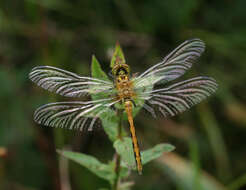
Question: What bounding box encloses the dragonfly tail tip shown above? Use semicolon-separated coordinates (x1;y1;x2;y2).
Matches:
138;170;143;175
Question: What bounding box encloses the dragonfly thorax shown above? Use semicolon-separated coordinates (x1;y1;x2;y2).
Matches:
115;74;135;101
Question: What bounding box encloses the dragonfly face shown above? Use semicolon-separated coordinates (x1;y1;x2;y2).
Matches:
29;39;218;175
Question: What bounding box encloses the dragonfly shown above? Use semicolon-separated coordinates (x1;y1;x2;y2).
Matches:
29;39;217;175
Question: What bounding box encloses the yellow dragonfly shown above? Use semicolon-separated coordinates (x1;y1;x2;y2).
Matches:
29;39;217;174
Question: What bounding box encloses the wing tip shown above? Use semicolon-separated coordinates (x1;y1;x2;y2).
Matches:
29;66;49;81
187;38;204;44
186;38;206;51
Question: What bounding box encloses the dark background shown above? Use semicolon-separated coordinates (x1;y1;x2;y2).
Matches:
1;0;246;190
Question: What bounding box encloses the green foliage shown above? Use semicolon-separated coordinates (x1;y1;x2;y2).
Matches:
141;143;175;165
90;55;121;142
57;150;116;183
100;110;120;142
114;137;175;170
114;137;136;169
91;55;110;82
110;43;126;69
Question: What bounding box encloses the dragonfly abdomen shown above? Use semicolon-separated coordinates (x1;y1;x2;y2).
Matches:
124;100;143;175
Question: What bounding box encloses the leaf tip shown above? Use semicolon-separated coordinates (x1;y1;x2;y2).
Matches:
91;55;98;65
110;42;126;68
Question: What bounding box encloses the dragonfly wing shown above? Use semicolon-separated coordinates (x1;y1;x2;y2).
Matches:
134;39;205;86
142;77;217;117
33;98;118;131
29;66;114;97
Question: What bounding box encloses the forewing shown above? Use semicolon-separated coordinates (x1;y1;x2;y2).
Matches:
142;77;217;117
33;98;118;131
29;66;114;97
134;39;205;87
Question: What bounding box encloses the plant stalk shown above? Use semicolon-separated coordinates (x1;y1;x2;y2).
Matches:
112;109;123;190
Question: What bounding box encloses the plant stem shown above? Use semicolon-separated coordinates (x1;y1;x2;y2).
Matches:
59;147;72;190
112;109;123;190
113;153;121;190
117;109;123;140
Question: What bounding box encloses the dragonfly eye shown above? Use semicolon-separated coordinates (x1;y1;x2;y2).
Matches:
112;63;130;76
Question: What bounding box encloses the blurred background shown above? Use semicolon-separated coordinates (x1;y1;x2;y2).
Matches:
1;0;246;190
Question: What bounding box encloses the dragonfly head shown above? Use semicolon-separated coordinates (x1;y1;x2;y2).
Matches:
112;63;130;76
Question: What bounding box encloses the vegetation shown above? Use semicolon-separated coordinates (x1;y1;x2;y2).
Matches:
1;0;246;190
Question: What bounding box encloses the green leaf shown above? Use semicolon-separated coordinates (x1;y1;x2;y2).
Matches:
113;137;136;169
91;55;110;81
110;43;126;69
57;150;115;182
141;143;175;165
100;110;119;142
119;167;129;178
90;55;128;142
114;137;175;170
